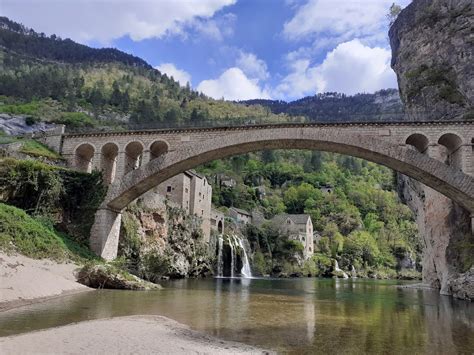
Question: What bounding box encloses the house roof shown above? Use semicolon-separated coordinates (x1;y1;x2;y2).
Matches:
272;213;310;226
230;207;252;216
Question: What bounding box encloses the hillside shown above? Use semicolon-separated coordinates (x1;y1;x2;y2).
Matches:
0;17;290;132
241;89;405;122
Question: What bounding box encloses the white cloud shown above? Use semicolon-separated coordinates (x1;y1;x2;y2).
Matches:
155;63;191;86
1;0;236;43
235;51;269;81
284;0;393;41
197;68;271;100
274;39;397;99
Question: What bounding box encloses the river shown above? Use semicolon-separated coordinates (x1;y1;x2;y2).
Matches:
1;277;473;354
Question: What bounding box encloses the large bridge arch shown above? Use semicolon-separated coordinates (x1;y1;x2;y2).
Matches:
91;127;474;259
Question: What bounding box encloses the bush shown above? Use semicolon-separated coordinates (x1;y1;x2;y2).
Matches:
0;203;95;261
0;158;106;242
55;112;98;128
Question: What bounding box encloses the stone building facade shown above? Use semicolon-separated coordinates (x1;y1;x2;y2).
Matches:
210;209;224;235
157;170;212;241
272;214;314;259
229;207;252;225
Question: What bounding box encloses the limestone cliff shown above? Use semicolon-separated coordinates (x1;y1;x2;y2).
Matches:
118;192;213;281
389;0;473;120
390;0;473;299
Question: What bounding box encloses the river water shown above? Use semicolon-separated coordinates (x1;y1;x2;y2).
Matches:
1;277;473;354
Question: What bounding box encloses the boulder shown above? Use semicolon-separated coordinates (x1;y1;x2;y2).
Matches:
77;264;161;290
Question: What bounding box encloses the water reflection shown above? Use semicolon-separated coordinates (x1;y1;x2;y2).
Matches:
0;278;472;354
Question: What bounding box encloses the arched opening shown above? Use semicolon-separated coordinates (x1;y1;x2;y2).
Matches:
74;143;95;173
100;143;119;185
149;140;169;161
438;133;463;169
93;129;474;260
106;130;474;213
124;141;144;174
406;134;429;153
217;220;223;234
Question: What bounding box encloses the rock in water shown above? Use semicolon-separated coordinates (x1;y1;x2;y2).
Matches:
77;264;161;290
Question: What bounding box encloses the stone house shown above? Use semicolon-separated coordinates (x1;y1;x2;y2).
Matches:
272;214;314;259
157;170;212;241
210;209;225;235
229;207;252;225
219;175;237;188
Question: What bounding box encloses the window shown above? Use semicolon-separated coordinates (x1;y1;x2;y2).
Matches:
201;210;204;215
166;186;172;192
185;188;189;193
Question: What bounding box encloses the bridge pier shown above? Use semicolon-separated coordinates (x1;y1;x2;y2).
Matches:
90;207;122;260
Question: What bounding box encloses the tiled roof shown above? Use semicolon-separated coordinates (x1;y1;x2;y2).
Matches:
272;213;310;226
230;207;252;216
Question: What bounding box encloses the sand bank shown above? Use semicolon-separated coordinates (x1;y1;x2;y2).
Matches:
0;253;90;311
0;315;270;354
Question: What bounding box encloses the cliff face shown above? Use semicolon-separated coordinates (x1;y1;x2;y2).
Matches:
389;0;473;120
390;0;473;300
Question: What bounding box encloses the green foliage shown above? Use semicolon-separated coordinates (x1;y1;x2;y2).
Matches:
0;158;106;242
342;231;382;268
0;203;96;261
19;139;62;159
405;64;466;105
55;112;98;128
200;149;419;278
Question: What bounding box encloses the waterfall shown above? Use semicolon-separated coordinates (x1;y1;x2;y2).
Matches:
229;235;235;278
217;236;224;277
215;234;252;278
333;259;349;279
237;236;252;278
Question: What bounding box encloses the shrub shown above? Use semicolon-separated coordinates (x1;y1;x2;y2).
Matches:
0;203;95;261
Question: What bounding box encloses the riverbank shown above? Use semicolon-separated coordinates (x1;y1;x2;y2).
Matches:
0;252;91;311
0;315;270;354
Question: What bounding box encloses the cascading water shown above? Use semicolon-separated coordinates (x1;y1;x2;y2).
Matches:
217;236;224;277
237;237;252;278
229;235;235;278
215;234;252;278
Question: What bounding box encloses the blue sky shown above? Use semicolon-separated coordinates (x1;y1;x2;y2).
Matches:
1;0;411;101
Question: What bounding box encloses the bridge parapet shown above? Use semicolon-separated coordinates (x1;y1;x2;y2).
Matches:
61;121;474;182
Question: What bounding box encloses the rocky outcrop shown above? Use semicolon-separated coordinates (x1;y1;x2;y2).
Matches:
118;194;213;280
389;0;473;120
0;114;58;135
77;264;161;290
390;0;473;299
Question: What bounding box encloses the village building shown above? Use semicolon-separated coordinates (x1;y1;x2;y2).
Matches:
157;170;212;240
271;214;314;259
229;207;252;225
210;209;225;235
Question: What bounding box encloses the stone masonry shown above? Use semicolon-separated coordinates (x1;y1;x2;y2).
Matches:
42;121;474;260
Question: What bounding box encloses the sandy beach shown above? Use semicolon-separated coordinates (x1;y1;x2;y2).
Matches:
0;315;270;354
0;253;91;310
0;254;270;354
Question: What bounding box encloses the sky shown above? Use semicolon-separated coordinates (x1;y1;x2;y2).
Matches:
1;0;411;101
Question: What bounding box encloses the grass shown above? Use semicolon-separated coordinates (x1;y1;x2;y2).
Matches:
0;203;97;262
0;132;62;160
19;139;62;159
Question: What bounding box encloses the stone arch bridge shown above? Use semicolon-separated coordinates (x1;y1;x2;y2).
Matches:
42;121;474;260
